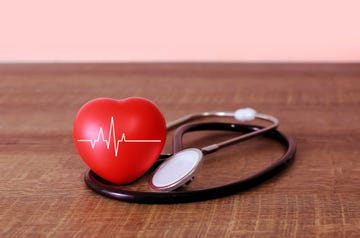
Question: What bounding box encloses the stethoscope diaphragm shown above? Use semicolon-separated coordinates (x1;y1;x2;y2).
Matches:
150;148;203;191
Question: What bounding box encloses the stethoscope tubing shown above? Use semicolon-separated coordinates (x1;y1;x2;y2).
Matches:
84;123;296;204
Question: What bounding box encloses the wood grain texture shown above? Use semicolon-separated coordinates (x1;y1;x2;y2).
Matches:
0;63;359;237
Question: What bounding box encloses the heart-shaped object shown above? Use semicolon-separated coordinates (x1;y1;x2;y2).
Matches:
73;97;166;184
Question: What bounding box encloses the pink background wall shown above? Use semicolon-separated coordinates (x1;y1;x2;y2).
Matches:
1;0;359;62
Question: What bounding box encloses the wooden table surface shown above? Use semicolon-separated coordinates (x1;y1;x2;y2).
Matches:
0;63;359;237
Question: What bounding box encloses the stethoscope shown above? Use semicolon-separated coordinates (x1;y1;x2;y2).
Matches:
85;108;296;203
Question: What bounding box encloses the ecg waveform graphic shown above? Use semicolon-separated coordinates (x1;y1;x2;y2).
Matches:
76;116;161;157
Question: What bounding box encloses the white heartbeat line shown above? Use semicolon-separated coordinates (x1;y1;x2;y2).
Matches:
76;116;161;157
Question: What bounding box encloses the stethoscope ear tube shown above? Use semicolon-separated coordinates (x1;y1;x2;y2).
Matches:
84;123;296;204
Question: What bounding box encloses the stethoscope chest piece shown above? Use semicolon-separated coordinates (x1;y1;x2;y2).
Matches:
150;148;203;191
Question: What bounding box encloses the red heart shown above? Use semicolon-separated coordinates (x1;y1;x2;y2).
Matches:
73;97;166;184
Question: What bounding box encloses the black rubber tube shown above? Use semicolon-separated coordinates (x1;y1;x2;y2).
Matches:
84;122;296;204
